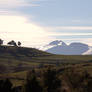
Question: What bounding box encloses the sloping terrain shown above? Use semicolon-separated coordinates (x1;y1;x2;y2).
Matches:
0;45;50;59
0;45;92;88
0;45;92;74
0;45;51;73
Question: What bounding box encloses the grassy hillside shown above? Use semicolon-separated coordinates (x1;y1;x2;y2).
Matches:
0;45;92;89
0;45;92;73
0;45;51;72
0;45;51;59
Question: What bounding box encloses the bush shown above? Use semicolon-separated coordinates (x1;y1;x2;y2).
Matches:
0;79;12;92
42;68;61;92
22;70;43;92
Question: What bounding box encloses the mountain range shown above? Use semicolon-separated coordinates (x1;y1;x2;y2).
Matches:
41;40;92;55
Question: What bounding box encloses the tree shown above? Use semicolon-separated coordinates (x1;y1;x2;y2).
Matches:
87;79;92;92
18;41;21;47
43;68;61;92
12;86;22;92
7;40;17;46
0;79;12;92
3;79;13;92
0;39;3;45
0;80;4;91
22;70;43;92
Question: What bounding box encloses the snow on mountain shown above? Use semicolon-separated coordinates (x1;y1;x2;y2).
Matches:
83;47;92;55
40;40;67;51
42;40;90;55
48;40;67;46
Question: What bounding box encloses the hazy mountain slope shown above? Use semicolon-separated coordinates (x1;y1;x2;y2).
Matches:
83;47;92;55
45;40;89;55
41;40;67;50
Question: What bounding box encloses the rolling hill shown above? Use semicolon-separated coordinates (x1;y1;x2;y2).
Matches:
0;45;92;74
0;45;92;88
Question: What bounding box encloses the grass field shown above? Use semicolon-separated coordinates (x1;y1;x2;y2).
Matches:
0;45;92;87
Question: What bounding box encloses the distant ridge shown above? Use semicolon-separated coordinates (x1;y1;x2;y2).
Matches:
42;40;91;55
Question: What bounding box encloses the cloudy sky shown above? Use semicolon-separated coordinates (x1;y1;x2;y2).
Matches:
0;0;92;47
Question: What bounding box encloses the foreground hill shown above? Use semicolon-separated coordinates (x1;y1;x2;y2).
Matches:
0;45;92;89
0;45;51;60
0;45;51;73
0;45;92;73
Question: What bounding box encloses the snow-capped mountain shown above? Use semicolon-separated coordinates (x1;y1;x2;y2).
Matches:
41;40;92;55
40;40;67;51
83;47;92;55
48;40;67;46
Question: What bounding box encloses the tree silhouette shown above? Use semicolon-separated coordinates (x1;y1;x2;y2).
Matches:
0;79;12;92
0;80;4;91
87;79;92;92
3;79;12;92
43;68;61;92
7;40;17;46
18;41;21;47
22;70;43;92
0;39;3;46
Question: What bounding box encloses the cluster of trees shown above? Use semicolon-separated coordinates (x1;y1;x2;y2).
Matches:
0;39;21;46
23;68;61;92
0;78;21;92
0;79;13;92
1;67;92;92
0;68;61;92
61;68;92;92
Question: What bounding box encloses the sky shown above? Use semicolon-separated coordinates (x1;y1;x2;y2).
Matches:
0;0;92;48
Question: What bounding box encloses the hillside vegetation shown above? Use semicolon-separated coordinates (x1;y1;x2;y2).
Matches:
0;46;92;92
0;45;92;73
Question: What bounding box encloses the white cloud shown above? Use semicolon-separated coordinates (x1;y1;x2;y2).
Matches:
66;38;92;46
81;38;92;46
48;33;92;36
0;15;92;47
45;26;92;46
0;15;52;47
53;38;92;46
47;26;92;31
0;0;39;9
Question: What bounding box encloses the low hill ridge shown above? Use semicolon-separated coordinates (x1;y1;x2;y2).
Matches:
0;45;51;60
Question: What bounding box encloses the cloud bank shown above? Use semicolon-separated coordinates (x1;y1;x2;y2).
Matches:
0;0;40;8
0;0;92;47
0;15;52;47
